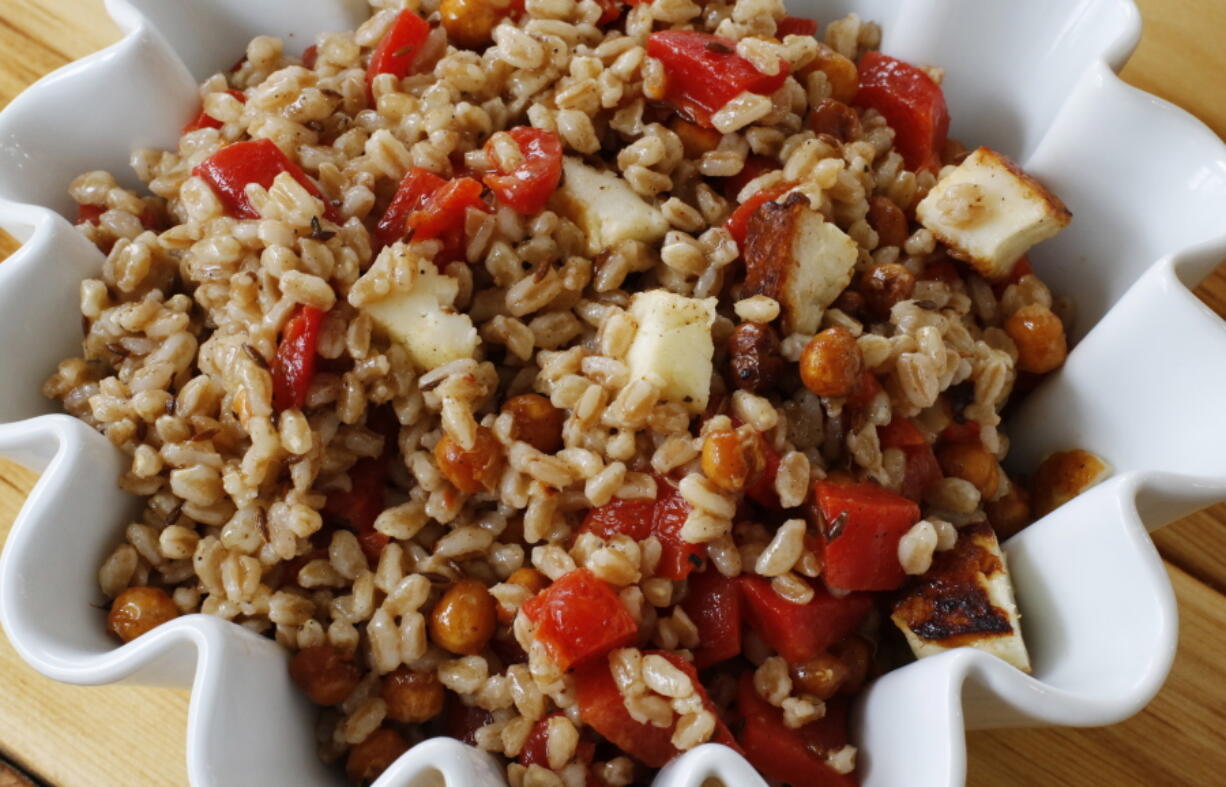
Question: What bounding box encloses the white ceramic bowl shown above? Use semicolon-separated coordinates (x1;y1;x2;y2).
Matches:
2;1;1225;785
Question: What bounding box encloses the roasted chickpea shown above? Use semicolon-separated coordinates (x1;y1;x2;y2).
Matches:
289;644;362;706
727;322;785;394
502;393;564;453
859;262;916;320
345;727;409;785
986;480;1032;540
670;117;722;157
791;652;849;700
434;425;505;494
832;289;867;320
430;578;497;655
800;327;863;398
107;586;178;643
807;98;862;142
866;195;910;250
806;45;859;103
381;666;446;723
1005;303;1067;374
440;0;507;50
701;428;765;493
1030;449;1110;518
832;635;872;694
936;441;1000;499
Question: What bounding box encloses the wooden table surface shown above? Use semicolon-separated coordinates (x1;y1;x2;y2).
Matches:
0;1;1223;785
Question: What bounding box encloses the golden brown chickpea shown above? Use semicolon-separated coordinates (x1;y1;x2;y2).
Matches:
800;327;863;398
107;586;178;643
807;98;862;142
859;262;917;320
1030;449;1110;519
439;0;507;50
430;579;497;655
791;652;849;700
986;481;1032;540
866;195;910;250
345;727;409;785
434;425;505;494
1005;303;1068;374
289;644;362;706
670;117;723;158
806;45;859;104
502;393;565;454
832;635;873;694
381;666;445;723
702;429;766;494
935;441;1000;499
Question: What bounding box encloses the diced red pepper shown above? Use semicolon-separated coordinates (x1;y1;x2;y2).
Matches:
481;127;564;215
737;673;859;787
323;454;390;563
302;45;319;69
739;575;872;664
375;167;448;247
193;138;337;222
845;370;884;411
682;567;741;669
518;712;561;767
581;498;656;542
853;50;949;173
899;444;942;503
745;434;782;510
520;569;638;671
76;204;105;225
723;154;780;202
877;417;926;449
579;480;704;581
647;30;791;128
183;89;246;134
366;9;430;102
776;16;820;38
575;651;740;768
814;480;920;591
939;419;981;445
407;176;487;241
272;305;325;412
595;0;624;25
725;181;794;247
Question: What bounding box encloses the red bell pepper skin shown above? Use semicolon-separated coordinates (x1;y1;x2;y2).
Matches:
323;453;390;563
725;181;794;247
194;139;337;222
183;89;246;134
939;419;981;445
853;50;949;173
407;176;488;241
844;369;884;411
375;167;448;247
272;305;325;412
647;31;791;128
517;712;561;767
366;9;430;101
736;673;859;787
682;567;741;668
723;154;780;202
581;497;656;542
877;417;943;501
739;575;872;664
482;127;564;215
520;569;638;671
776;16;820;38
745;433;782;510
575;651;740;769
877;417;926;449
814;480;920;591
579;479;704;581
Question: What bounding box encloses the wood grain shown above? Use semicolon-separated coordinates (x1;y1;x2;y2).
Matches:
0;1;1223;786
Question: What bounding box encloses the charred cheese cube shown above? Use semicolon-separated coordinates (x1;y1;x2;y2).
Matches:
362;254;479;371
626;289;717;413
552;157;669;255
741;193;859;335
916;147;1071;281
891;521;1031;672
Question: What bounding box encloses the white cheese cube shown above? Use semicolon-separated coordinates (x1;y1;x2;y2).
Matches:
626;289;717;413
916;147;1071;281
552;158;669;255
362;255;479;371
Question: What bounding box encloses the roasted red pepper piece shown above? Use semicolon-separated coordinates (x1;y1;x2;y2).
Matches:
939;419;981;445
194;139;337;222
739;575;872;664
272;305;325;412
647;30;790;128
877;416;926;449
375;167;448;247
581;498;656;542
682;567;741;668
182;89;246;134
366;9;430;101
575;651;740;768
876;417;943;502
407;176;487;241
75;204;105;225
736;673;859;787
518;712;561;767
723;154;780;202
520;569;638;671
853;50;949;172
725;181;794;247
579;479;704;581
814;479;921;591
745;432;782;510
776;16;820;38
844;369;884;411
323;454;390;563
481;127;564;215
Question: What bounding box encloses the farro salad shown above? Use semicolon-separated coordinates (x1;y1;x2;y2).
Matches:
44;0;1110;785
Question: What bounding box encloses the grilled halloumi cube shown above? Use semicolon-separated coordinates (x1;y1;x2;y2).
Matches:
362;255;479;371
891;521;1031;672
741;193;859;335
552;157;669;255
626;289;717;413
916;147;1071;281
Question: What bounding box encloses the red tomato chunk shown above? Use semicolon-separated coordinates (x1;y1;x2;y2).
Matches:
193;138;336;222
853;51;949;172
814;480;921;591
739;575;872;664
647;30;790;128
520;569;637;671
681;567;741;668
272;305;325;412
366;9;431;101
737;673;858;787
482;127;564;215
